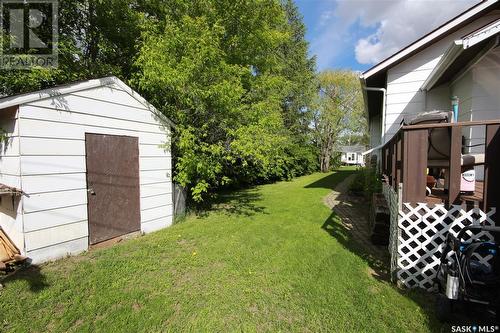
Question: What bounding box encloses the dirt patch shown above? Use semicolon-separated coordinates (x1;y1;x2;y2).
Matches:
132;302;142;312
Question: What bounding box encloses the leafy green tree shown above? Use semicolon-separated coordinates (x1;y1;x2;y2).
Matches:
0;0;318;203
312;70;366;172
134;0;317;202
0;0;141;96
280;0;316;135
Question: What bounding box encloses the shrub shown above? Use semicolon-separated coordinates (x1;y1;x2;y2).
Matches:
349;166;381;198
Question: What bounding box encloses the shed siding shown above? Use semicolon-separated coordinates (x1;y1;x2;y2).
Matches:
17;83;173;262
0;106;24;251
26;238;88;264
470;46;500;127
383;12;500;142
0;107;20;179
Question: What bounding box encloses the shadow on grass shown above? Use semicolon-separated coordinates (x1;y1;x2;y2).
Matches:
313;171;443;331
321;209;443;330
1;265;49;293
321;210;390;282
198;188;267;217
304;168;355;190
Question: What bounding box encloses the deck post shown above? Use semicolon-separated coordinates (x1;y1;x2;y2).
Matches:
448;126;462;206
391;138;397;188
402;129;427;205
386;144;391;179
381;146;386;177
387;139;393;186
395;134;402;189
484;124;500;226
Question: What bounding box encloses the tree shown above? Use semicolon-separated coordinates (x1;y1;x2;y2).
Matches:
280;0;316;136
0;0;318;203
0;0;141;96
133;0;317;202
312;70;366;172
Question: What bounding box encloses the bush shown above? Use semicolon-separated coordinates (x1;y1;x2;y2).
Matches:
349;167;381;198
329;152;342;171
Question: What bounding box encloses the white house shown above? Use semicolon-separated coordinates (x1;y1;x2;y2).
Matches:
361;0;500;178
359;0;500;290
0;77;174;263
339;145;365;166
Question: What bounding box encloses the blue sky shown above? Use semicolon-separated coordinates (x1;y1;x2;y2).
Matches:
295;0;479;72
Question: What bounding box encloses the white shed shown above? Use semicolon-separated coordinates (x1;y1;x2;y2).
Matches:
0;77;174;263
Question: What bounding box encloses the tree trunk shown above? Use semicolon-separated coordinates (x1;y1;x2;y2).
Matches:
320;149;331;172
86;0;99;66
319;133;334;172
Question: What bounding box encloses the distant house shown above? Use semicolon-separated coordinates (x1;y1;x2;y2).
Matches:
0;77;175;264
338;145;365;166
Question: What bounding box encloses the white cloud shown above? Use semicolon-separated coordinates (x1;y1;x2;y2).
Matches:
310;0;480;69
319;10;335;27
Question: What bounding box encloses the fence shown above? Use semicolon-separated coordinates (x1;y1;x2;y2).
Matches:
173;183;187;217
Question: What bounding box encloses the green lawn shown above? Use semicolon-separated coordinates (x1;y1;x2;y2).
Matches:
0;169;441;332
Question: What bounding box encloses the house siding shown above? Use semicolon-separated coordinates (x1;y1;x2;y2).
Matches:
383;11;500;143
16;83;173;263
453;47;500;180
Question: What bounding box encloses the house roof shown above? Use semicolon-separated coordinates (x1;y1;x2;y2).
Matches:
360;0;500;122
421;19;500;90
337;145;366;153
360;0;499;81
0;76;176;129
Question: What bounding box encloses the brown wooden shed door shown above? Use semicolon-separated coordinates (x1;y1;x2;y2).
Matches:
85;133;141;245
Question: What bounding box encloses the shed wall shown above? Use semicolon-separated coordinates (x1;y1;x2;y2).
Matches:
0;107;20;187
18;83;173;262
0;106;24;251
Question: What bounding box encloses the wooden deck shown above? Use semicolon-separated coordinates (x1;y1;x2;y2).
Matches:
426;181;484;207
380;120;500;212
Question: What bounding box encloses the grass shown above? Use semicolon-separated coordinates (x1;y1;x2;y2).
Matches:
0;168;442;332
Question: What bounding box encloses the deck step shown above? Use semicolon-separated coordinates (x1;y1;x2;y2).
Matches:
369;193;390;246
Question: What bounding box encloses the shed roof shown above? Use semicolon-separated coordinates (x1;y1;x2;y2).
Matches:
0;183;24;196
0;76;176;129
337;145;366;153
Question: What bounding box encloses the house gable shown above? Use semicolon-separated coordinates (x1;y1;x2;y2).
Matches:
361;0;500;81
368;9;500;145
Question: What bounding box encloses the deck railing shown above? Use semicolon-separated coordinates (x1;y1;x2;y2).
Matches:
380;119;500;212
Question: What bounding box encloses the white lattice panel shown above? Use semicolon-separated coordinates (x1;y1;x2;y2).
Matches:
397;203;496;290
